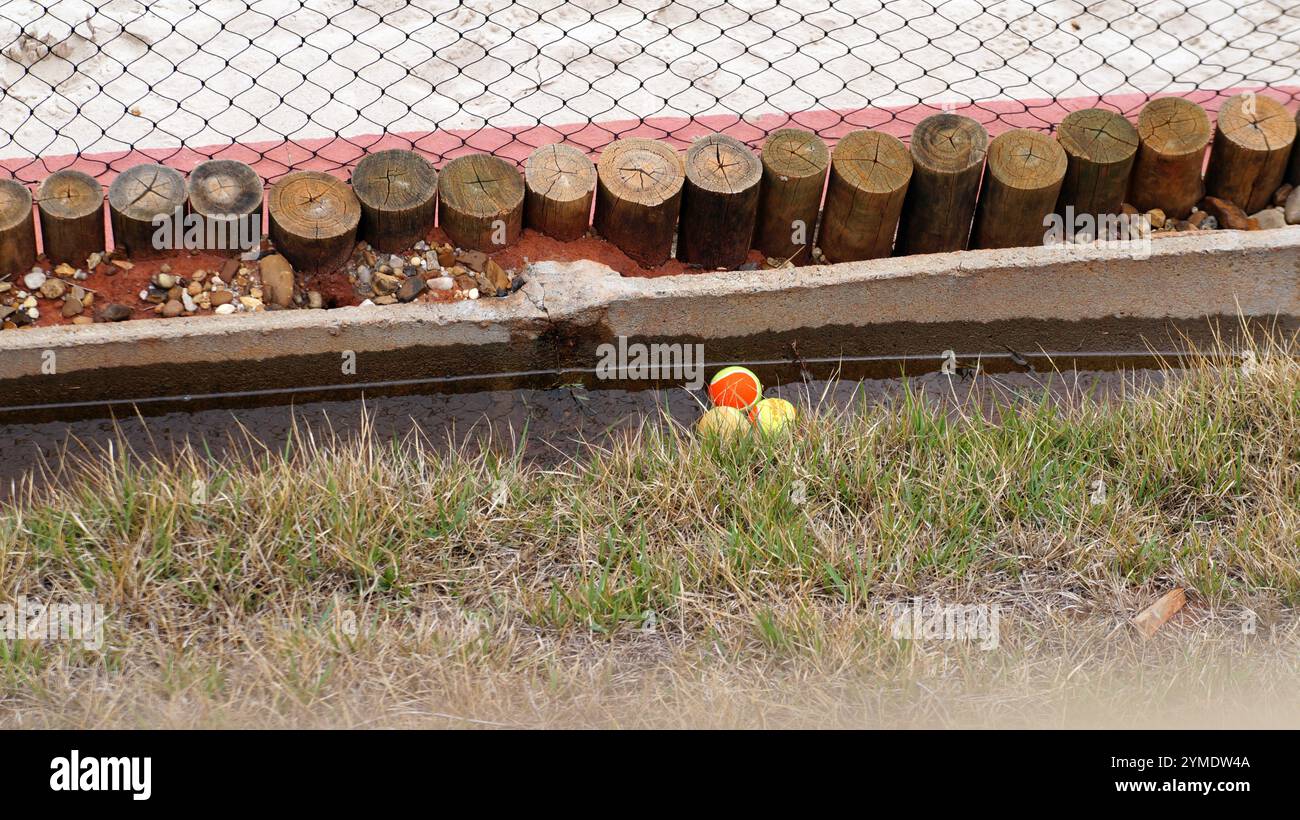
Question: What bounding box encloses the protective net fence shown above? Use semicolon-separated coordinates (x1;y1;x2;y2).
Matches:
2;0;1299;187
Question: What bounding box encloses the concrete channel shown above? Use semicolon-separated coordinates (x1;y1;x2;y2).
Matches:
1;228;1296;423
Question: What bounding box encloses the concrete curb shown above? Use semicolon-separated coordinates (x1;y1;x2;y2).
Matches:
1;228;1296;418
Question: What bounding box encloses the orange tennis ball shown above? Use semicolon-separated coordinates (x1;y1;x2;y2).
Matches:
708;366;762;409
749;397;797;435
696;406;749;440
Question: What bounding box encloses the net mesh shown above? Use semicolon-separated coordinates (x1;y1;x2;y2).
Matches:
2;0;1298;186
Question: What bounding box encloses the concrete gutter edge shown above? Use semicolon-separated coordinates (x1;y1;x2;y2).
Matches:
1;227;1297;405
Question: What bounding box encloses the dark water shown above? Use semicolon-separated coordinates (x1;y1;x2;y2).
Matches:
0;368;1166;493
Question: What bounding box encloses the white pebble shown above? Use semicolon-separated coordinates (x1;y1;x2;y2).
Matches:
214;303;236;315
360;298;375;307
23;270;45;290
427;276;454;291
468;288;479;300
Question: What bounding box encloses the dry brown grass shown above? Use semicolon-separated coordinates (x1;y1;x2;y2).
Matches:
1;334;1297;728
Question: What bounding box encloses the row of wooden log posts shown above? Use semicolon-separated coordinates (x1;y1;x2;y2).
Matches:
1;92;1297;280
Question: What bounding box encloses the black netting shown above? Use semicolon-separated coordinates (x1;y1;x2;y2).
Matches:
2;0;1298;187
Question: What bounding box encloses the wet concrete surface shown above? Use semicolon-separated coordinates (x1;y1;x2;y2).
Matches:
0;368;1169;493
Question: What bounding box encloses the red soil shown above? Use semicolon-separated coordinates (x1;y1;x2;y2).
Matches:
484;227;765;278
13;226;764;330
27;250;241;328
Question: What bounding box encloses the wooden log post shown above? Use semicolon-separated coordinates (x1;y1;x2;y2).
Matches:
188;159;264;254
971;129;1068;250
1204;93;1296;214
108;163;187;257
524;144;596;241
754;128;829;265
819;130;912;263
351;149;438;252
1288;109;1300;186
677;134;762;269
1128;97;1212;219
1055;108;1139;219
0;179;37;276
36;170;105;268
895;114;988;255
438;154;524;252
594;138;684;267
267;171;361;273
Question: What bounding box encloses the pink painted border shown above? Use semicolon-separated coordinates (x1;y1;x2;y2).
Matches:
5;85;1298;188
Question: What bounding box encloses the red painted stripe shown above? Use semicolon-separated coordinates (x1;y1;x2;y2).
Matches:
5;86;1296;188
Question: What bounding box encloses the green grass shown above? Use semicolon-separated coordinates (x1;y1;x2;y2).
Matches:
0;335;1296;727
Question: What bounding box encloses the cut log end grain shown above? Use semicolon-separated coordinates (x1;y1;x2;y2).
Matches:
896;114;988;255
594;138;685;267
683;133;762;194
0;179;32;230
597;138;685;207
985;129;1069;191
524;144;596;241
1057;108;1140;165
678;133;762;268
1129;97;1211;218
352;149;438;252
1204;93;1296;214
1212;93;1293;153
37;169;103;220
756;128;829;264
972;129;1067;250
910;113;989;174
36;169;105;267
187;159;264;254
438;153;524;252
1055;108;1139;217
267;170;361;274
189;159;264;220
819;129;912;263
1138;97;1213;156
0;179;37;276
762;128;830;179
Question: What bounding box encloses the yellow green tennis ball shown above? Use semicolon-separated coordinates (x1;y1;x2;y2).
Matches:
696;405;749;439
749;397;797;435
708;366;762;409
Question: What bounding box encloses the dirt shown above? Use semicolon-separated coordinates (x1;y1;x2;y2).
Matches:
484;227;766;278
4;222;767;332
26;250;241;327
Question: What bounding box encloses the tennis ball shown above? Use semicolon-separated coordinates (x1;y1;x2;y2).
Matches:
708;366;762;409
750;397;797;435
696;406;749;439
